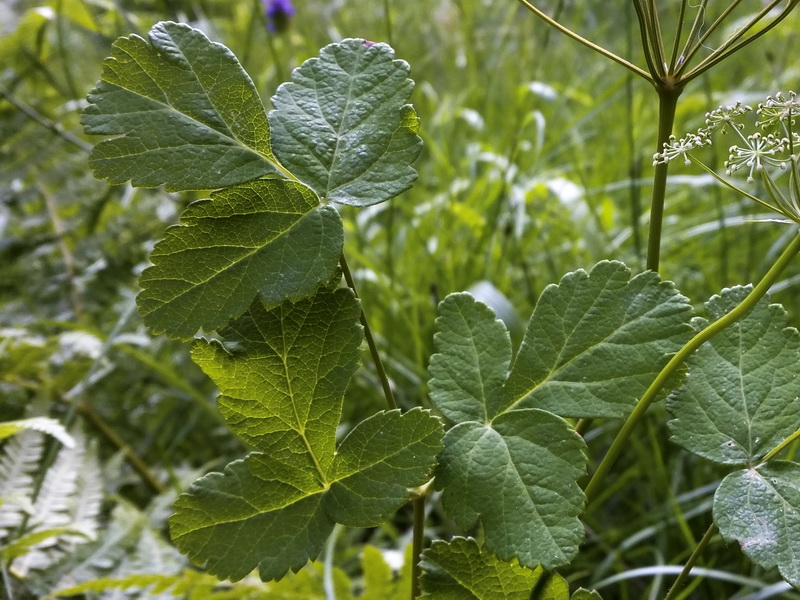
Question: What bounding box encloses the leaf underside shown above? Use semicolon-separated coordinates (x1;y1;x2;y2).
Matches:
669;286;800;465
82;21;277;192
172;287;443;581
714;462;800;589
668;287;800;589
269;38;422;206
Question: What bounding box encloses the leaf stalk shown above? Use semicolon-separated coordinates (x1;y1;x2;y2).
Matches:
663;523;717;600
585;229;800;504
340;254;398;411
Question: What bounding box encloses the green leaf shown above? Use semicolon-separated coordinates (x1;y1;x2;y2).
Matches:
191;286;362;466
361;544;412;600
82;21;278;192
571;590;603;600
428;292;511;423
173;287;443;580
1;527;90;561
269;39;422;206
325;408;443;526
668;286;800;465
434;411;586;570
170;454;332;581
138;179;342;340
503;261;693;419
419;537;545;600
172;409;442;581
714;461;800;589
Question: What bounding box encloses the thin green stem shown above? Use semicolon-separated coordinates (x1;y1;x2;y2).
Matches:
663;524;717;600
667;0;688;74
674;0;745;76
411;496;426;600
675;0;708;73
515;0;652;81
682;1;798;83
762;425;800;463
646;86;683;272
585;229;800;504
340;254;398;411
382;0;394;47
0;88;92;153
575;418;592;436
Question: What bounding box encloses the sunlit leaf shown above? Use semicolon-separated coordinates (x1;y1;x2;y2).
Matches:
82;21;278;191
173;287;442;580
420;537;572;599
138;179;342;340
668;287;800;465
269;38;422;206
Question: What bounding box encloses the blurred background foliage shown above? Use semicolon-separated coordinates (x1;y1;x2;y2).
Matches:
2;1;800;598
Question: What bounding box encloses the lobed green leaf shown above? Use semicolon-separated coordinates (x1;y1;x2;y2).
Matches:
428;292;511;424
82;21;278;191
668;286;800;465
269;38;422;206
503;261;693;419
434;411;586;570
326;408;443;526
191;286;362;469
174;286;442;580
419;537;545;600
714;461;800;589
138;179;342;340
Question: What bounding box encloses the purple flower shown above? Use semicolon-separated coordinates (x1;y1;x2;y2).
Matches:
263;0;295;33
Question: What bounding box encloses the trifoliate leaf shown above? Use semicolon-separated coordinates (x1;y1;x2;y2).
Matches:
419;537;545;600
430;278;691;569
668;286;800;465
174;287;443;581
82;21;278;191
428;293;512;423
325;408;443;526
503;261;693;418
714;461;800;589
138;179;342;340
434;411;586;570
269;39;422;206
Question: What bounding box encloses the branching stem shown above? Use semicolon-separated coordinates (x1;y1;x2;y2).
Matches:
585;229;800;504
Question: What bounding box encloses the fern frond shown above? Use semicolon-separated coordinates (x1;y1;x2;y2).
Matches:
45;570;225;598
0;430;44;539
11;428;101;577
0;418;74;448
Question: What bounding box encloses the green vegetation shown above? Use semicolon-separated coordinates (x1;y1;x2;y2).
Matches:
3;2;800;599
